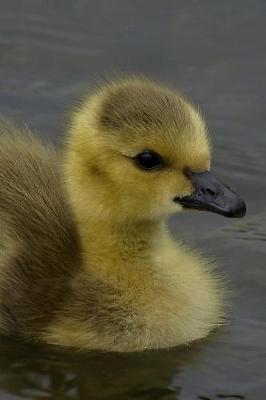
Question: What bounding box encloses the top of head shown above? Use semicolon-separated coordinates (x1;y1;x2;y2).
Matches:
69;76;210;170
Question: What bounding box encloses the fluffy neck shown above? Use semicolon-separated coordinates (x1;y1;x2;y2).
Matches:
76;209;166;278
63;143;169;279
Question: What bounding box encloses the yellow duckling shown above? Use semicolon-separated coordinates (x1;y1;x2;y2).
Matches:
0;77;246;352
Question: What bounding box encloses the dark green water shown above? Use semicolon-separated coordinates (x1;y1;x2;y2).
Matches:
0;1;265;399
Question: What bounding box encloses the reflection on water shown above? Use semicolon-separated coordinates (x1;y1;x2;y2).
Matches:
0;0;265;399
0;336;197;399
0;335;253;400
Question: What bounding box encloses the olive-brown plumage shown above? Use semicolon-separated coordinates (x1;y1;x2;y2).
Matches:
0;77;234;351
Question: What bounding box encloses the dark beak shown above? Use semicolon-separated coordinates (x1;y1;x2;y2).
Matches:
175;170;246;218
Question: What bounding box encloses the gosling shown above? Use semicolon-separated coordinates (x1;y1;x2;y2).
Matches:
0;77;246;352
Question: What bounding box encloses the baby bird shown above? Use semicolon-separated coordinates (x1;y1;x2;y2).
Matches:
0;77;246;352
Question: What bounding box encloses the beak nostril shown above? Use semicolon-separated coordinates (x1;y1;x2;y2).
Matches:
200;188;216;196
206;188;216;196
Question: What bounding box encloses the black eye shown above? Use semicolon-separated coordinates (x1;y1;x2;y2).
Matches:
133;150;165;171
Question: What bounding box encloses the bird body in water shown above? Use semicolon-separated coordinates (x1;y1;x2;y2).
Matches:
0;77;246;351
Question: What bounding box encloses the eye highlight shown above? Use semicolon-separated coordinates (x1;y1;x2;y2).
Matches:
133;150;165;171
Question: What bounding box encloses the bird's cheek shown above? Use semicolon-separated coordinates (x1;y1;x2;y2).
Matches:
172;173;194;197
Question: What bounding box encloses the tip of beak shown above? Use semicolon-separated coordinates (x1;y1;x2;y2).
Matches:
228;199;246;218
